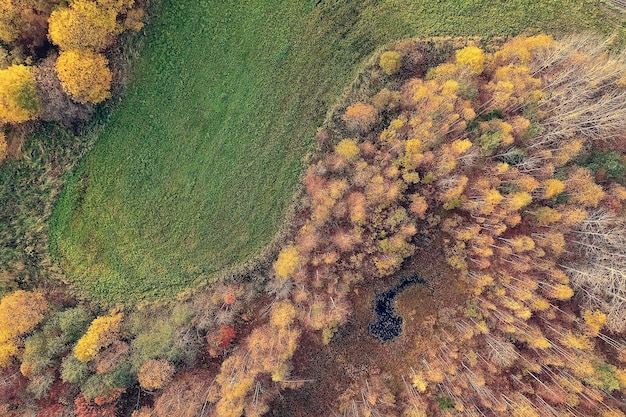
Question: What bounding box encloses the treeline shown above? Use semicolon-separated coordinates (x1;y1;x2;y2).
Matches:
0;0;144;161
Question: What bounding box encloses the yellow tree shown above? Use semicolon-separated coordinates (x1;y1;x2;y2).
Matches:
379;51;401;75
0;290;48;368
55;50;112;103
0;0;19;44
48;0;119;51
456;45;485;74
273;245;299;280
335;139;360;161
565;167;605;207
541;178;565;199
0;290;48;344
74;311;123;362
269;300;297;328
0;64;40;123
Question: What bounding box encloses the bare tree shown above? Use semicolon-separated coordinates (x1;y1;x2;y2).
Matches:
563;210;626;332
526;35;626;151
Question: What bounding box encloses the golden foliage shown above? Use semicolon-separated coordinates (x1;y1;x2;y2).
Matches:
213;321;300;416
526;333;551;350
456;45;484;74
553;138;584;166
488;64;542;111
0;0;18;44
273;245;299;280
450;138;472;154
203;35;626;416
55;49;112;103
0;290;47;369
379;51;401;75
516;175;539;193
563;331;593;350
0;290;48;344
541;178;565;199
565;167;605;207
269;300;297;328
48;0;119;51
0;341;18;368
546;284;574;301
494;34;556;66
335;139;359;160
0;131;7;162
582;309;606;336
412;372;427;393
74;311;123;362
504;191;532;212
0;64;40;123
533;206;562;225
138;359;175;390
507;236;535;252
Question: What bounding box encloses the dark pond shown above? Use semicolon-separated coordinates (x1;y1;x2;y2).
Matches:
368;273;431;342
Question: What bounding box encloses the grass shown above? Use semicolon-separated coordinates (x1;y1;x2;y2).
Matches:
48;0;621;304
0;123;93;297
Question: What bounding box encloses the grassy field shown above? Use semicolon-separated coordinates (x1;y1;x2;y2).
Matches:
49;0;621;304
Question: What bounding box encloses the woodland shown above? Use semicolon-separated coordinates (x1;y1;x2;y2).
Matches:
2;0;626;417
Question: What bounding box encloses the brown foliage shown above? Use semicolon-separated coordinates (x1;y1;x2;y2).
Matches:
138;359;175;390
94;340;129;375
74;394;115;417
342;102;378;133
152;370;214;417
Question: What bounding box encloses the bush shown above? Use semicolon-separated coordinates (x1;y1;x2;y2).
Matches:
379;51;401;75
81;364;134;402
130;318;181;368
342;102;378;133
55;50;112;104
594;362;620;392
582;151;625;180
138;359;175;390
61;355;90;384
456;45;485;74
0;65;40;123
26;371;54;399
59;307;92;342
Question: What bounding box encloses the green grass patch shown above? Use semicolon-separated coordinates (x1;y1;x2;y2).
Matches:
49;0;620;304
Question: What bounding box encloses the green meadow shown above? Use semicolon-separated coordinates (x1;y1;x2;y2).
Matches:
49;0;620;303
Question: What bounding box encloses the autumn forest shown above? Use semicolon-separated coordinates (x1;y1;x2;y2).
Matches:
1;0;626;416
